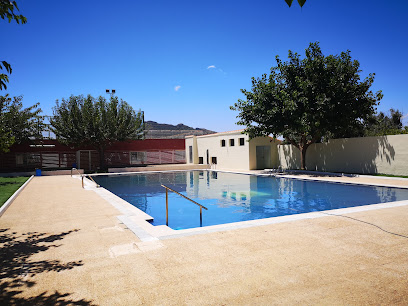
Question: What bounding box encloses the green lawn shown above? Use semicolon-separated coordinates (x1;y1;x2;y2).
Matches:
0;177;29;207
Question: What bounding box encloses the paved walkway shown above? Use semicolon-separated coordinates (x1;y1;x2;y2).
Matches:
1;175;408;304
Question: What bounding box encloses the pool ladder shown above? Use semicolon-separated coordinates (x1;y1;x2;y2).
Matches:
161;184;208;227
71;168;100;188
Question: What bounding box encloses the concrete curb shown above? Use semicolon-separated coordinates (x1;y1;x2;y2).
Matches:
0;175;34;218
277;170;408;181
278;169;357;177
276;174;408;189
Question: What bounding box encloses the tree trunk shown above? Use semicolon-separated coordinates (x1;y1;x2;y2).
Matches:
287;136;314;171
300;145;308;170
98;146;106;172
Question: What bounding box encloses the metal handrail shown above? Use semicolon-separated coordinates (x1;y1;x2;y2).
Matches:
85;175;100;188
161;184;208;227
71;168;100;188
71;167;82;177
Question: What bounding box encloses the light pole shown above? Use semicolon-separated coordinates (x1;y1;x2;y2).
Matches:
105;89;116;98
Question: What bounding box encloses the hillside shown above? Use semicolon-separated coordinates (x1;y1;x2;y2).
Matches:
145;121;216;139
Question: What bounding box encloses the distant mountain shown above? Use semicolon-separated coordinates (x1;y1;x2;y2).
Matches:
145;121;216;139
146;121;213;131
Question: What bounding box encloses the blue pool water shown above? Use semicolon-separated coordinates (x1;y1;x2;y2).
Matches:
94;171;408;230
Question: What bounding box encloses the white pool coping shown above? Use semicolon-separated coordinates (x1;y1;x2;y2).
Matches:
273;174;408;189
82;170;408;241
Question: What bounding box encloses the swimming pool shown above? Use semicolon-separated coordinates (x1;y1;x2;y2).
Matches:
94;171;408;230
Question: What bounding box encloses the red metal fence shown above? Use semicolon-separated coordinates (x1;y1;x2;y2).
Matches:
0;151;77;172
0;139;186;172
105;150;185;168
0;149;186;172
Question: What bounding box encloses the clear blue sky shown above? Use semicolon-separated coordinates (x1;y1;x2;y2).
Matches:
3;0;408;132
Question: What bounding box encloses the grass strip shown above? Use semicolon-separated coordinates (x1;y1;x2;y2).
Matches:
373;173;408;179
0;177;29;207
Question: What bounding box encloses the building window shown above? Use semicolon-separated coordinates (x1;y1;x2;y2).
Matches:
199;157;203;164
221;139;226;147
239;138;245;146
211;157;217;164
229;139;235;146
189;146;193;163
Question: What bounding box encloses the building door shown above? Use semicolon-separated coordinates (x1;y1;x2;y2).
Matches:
256;146;271;170
189;146;193;163
206;150;209;164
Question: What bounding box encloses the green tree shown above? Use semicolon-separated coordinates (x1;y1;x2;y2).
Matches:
365;108;407;136
0;95;43;152
1;1;27;90
231;42;383;170
50;94;145;171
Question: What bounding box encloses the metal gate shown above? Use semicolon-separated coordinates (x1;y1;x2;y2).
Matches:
256;146;271;170
77;150;99;171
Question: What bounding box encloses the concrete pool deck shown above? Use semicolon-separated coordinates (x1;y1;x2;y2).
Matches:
1;174;408;304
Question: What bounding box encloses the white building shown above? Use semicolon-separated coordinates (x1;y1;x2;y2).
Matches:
185;130;280;171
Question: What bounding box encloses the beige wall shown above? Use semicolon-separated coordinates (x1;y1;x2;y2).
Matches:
185;136;199;164
186;132;279;171
198;133;250;171
278;134;408;175
184;135;197;165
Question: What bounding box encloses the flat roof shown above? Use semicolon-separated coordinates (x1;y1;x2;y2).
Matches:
185;129;246;139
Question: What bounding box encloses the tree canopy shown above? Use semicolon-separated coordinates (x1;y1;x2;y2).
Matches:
231;42;383;170
0;0;26;24
365;108;407;136
0;95;43;153
50;94;145;170
1;0;27;90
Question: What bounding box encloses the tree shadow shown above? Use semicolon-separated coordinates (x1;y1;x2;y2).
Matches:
280;144;301;170
0;228;95;305
279;136;396;174
313;136;395;174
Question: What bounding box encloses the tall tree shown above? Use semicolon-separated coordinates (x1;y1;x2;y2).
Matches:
50;94;145;170
231;42;383;170
0;95;43;152
0;1;27;90
365;108;407;136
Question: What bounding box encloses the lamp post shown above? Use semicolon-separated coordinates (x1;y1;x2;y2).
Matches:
105;89;116;98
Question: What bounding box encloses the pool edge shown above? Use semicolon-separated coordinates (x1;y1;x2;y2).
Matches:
86;170;408;241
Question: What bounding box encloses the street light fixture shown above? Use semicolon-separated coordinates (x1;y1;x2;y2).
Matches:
106;89;116;98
